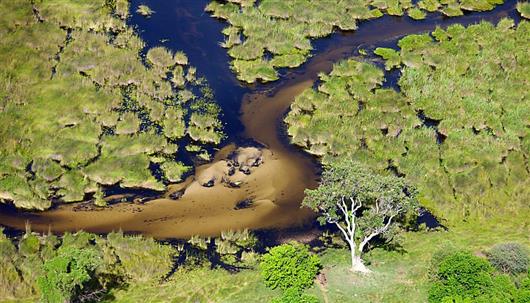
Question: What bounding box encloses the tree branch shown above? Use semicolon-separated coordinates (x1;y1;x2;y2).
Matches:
338;197;351;233
358;215;395;253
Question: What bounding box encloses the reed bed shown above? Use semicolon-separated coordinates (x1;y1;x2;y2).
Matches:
285;19;529;224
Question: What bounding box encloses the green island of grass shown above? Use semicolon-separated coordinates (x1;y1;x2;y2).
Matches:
0;0;223;210
285;19;529;224
206;0;508;83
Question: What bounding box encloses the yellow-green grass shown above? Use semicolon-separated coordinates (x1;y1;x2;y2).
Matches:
285;19;530;225
105;267;279;303
207;0;508;83
0;0;223;210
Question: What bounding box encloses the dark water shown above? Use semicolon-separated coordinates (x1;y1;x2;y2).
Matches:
129;0;247;139
0;0;522;238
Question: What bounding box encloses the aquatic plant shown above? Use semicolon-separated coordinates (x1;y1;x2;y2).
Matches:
285;20;530;224
408;8;427;19
207;0;507;83
0;0;223;209
518;1;530;18
136;4;154;17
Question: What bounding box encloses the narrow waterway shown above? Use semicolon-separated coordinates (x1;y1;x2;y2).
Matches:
0;0;519;238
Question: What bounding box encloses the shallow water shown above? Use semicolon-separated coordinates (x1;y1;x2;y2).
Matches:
0;0;520;238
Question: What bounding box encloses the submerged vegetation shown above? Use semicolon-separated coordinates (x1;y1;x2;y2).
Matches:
207;0;508;83
285;19;529;224
0;0;223;210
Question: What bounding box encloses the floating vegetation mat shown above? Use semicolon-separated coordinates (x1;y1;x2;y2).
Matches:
285;19;529;223
207;0;508;83
0;0;223;210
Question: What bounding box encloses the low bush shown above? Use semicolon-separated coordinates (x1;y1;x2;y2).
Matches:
259;242;321;292
428;251;518;302
487;243;529;275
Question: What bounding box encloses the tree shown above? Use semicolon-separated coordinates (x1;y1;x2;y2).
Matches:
304;159;418;272
259;242;321;292
37;247;101;303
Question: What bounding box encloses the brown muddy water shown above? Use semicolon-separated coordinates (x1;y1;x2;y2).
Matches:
0;0;520;238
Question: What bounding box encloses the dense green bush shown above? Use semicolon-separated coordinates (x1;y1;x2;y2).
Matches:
487;243;529;275
285;20;530;224
0;229;179;301
207;0;508;83
429;242;459;277
259;242;321;291
515;273;530;303
428;251;517;302
37;247;101;303
0;0;223;210
104;231;176;283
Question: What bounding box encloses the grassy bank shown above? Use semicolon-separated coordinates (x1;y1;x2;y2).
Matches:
103;217;529;302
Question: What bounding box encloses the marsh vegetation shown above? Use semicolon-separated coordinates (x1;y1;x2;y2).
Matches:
207;0;509;83
285;19;529;224
0;0;223;210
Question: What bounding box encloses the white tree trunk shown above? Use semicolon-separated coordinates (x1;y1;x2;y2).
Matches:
351;254;371;273
332;198;372;273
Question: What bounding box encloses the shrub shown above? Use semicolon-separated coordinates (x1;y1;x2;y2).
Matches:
515;273;530;303
487;243;529;275
429;242;458;277
259;242;321;291
37;247;101;303
428;251;510;302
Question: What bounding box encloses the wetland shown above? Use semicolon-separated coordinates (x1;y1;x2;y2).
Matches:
0;0;526;238
0;1;529;303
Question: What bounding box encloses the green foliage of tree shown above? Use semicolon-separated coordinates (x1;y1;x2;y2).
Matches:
259;242;321;292
487;243;529;275
37;247;101;303
304;159;418;272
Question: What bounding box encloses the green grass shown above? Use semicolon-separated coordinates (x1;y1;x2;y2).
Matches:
0;0;223;210
207;0;507;83
98;217;530;303
285;19;530;225
105;267;279;303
